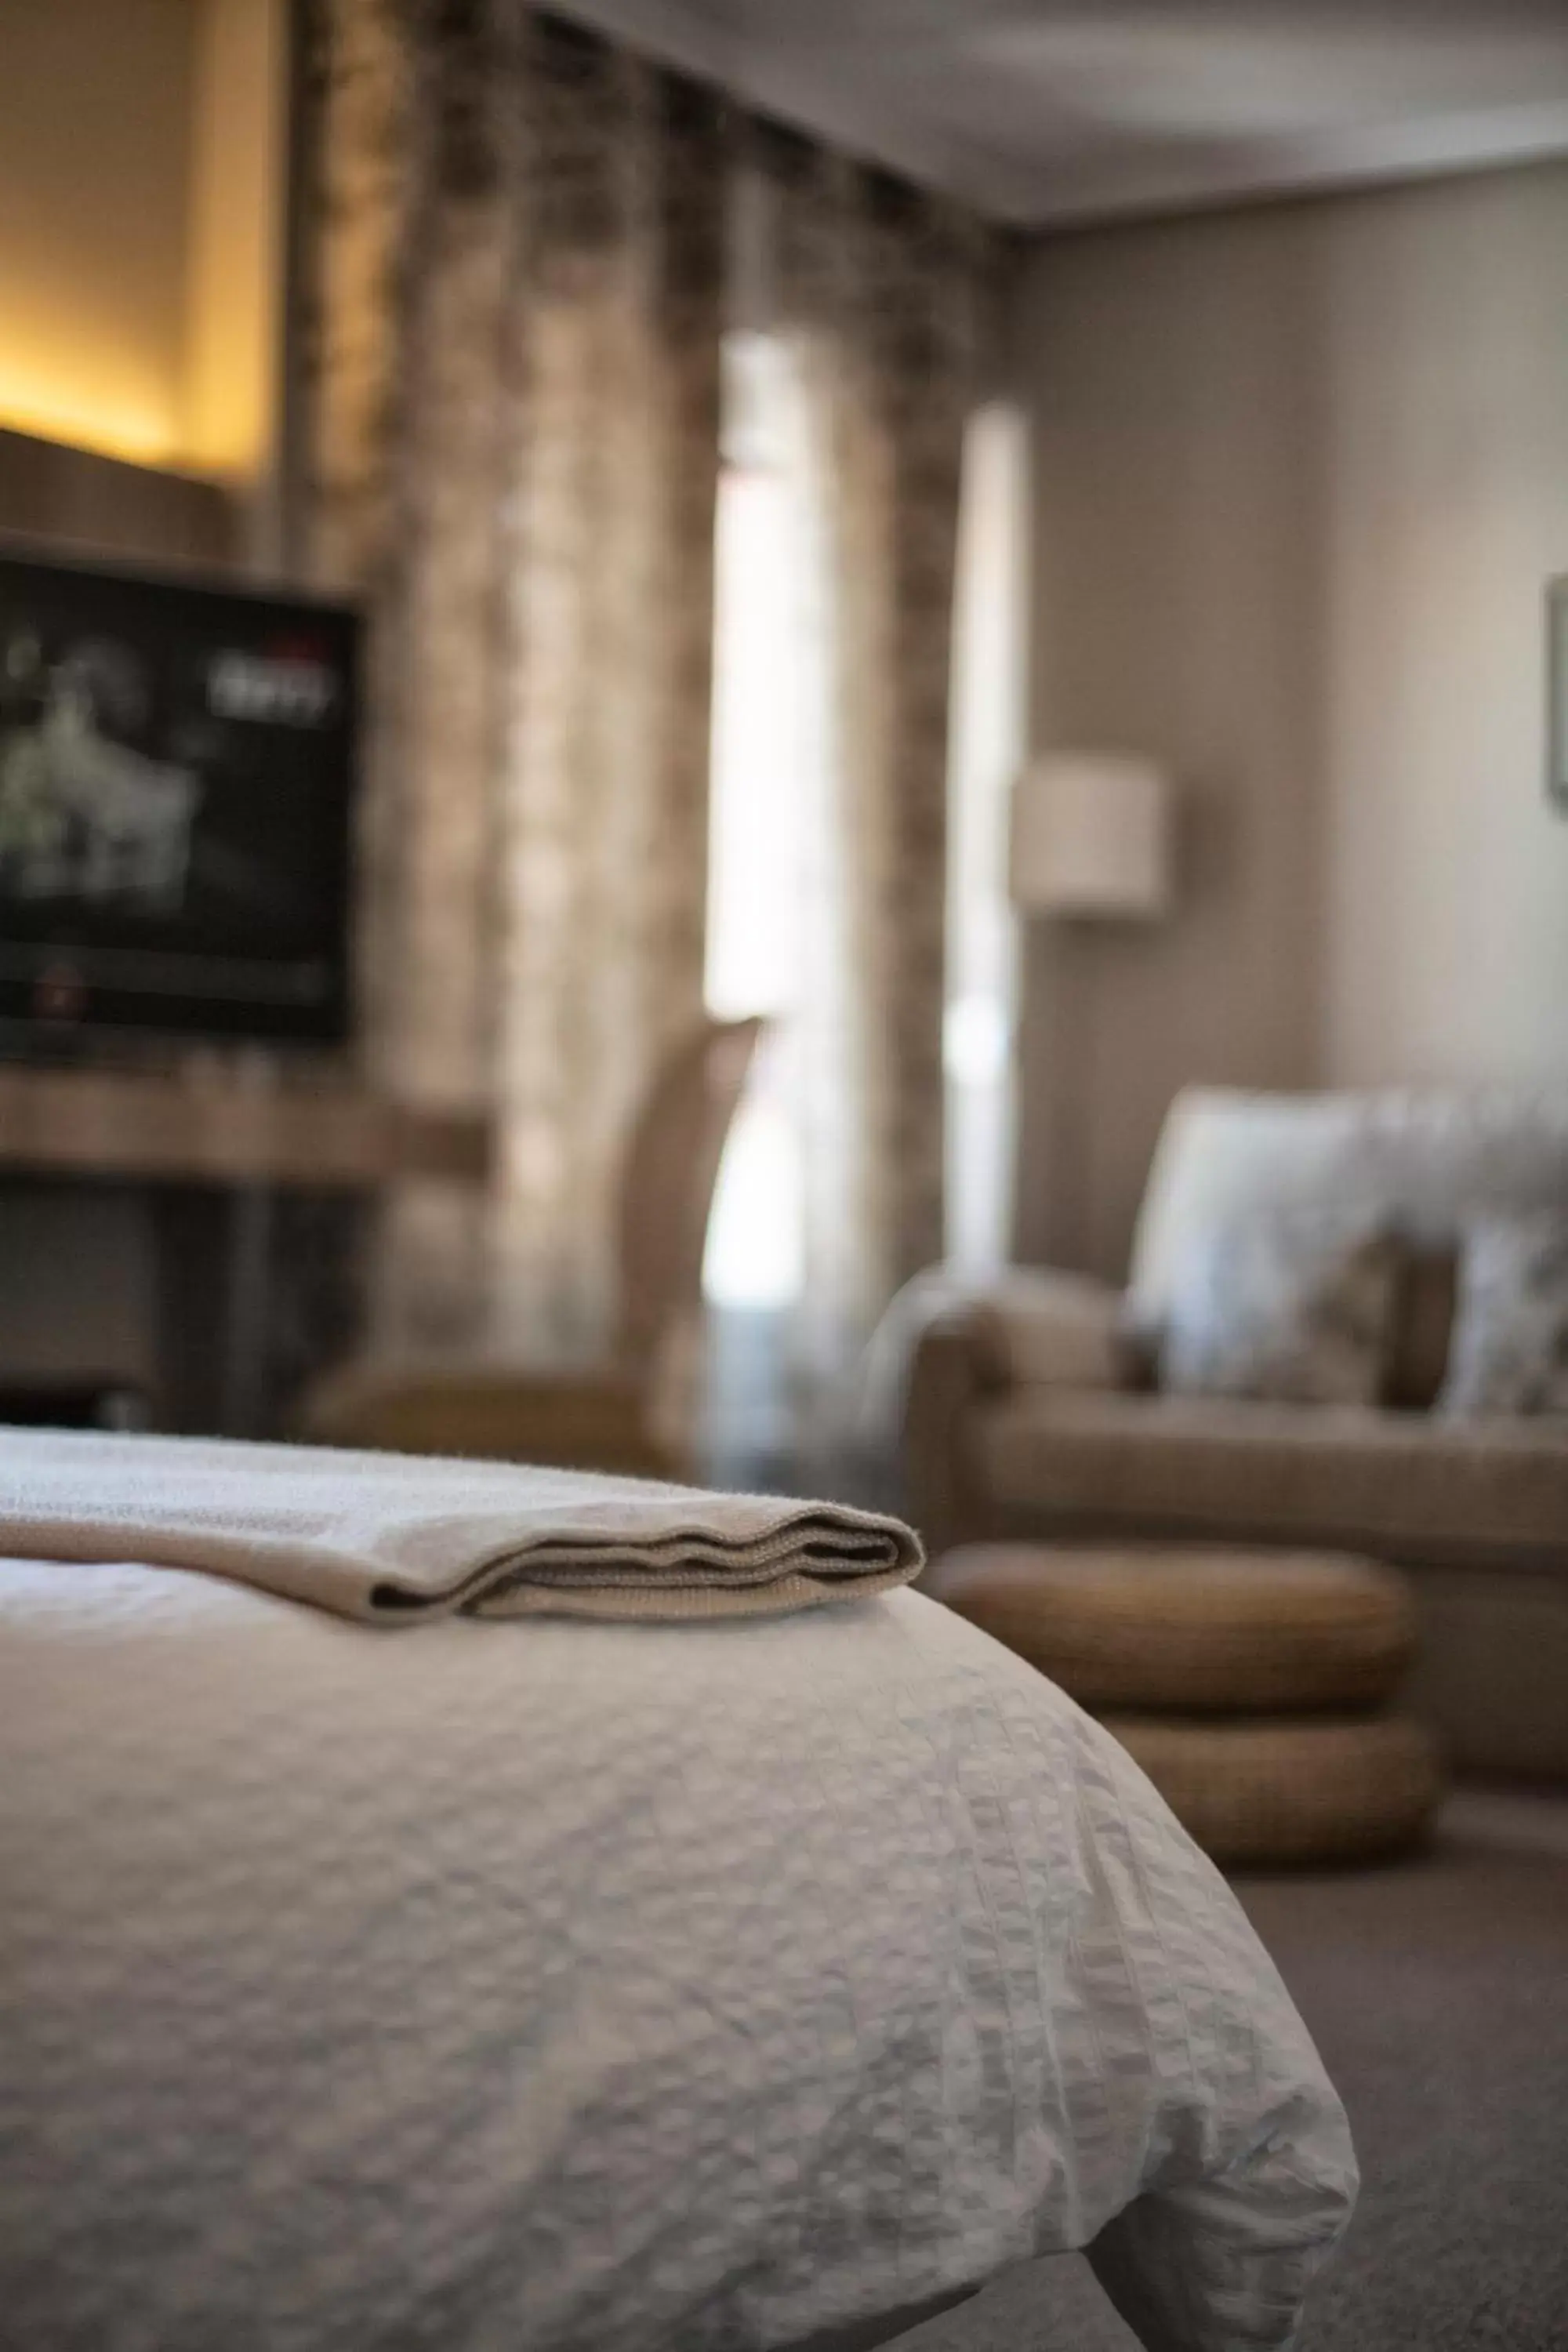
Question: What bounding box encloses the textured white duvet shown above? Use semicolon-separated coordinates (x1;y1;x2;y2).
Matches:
0;1558;1355;2352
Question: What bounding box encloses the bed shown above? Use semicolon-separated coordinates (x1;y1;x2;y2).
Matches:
0;1432;1356;2352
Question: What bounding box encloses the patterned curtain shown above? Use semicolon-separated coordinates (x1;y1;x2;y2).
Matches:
754;136;993;1391
293;0;724;1359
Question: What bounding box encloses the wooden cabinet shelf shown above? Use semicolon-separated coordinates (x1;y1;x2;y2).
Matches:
0;1064;490;1191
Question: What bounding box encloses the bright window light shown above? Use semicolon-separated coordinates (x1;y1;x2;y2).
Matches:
945;400;1029;1271
703;336;808;1312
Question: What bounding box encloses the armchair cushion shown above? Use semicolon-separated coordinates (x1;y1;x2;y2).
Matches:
1440;1214;1568;1419
1158;1210;1402;1407
1131;1085;1568;1330
976;1388;1568;1568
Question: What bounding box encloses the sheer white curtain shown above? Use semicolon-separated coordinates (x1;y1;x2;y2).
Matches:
944;401;1029;1276
769;146;990;1404
701;330;815;1475
704;335;811;1321
703;151;995;1472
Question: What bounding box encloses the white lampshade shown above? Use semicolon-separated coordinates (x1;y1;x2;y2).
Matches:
1009;752;1172;919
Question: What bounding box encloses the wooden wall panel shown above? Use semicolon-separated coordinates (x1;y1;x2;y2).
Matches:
0;426;237;570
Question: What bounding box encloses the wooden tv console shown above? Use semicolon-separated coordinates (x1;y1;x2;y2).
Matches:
0;1061;489;1189
0;1058;492;1436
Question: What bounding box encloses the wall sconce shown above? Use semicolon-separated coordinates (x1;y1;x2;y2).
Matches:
1009;752;1173;920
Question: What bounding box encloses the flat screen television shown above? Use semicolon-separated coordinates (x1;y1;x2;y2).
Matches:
0;546;360;1051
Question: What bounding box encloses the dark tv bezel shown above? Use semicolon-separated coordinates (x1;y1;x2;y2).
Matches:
0;539;363;1059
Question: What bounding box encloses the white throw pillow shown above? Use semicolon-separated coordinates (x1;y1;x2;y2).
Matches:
1439;1215;1568;1417
1160;1210;1401;1406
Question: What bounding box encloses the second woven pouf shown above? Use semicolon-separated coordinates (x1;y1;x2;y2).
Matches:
924;1544;1441;1865
1102;1714;1439;1867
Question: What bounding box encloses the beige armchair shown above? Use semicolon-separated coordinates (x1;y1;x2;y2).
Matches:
301;1016;764;1480
902;1086;1568;1778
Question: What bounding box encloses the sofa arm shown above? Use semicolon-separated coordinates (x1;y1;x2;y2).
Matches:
902;1308;997;1559
900;1271;1132;1558
968;1268;1134;1392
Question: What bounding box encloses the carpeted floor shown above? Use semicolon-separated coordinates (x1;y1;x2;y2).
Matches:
892;1789;1568;2352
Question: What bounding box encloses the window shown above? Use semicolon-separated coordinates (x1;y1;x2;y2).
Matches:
702;341;1028;1474
944;401;1029;1271
703;335;808;1314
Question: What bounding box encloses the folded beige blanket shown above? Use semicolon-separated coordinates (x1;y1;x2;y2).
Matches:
0;1428;922;1625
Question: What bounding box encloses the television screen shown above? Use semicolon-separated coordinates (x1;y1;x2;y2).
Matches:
0;548;360;1048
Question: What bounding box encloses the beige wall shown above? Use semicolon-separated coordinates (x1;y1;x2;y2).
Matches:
1316;169;1568;1092
0;0;198;465
0;0;284;488
1014;162;1568;1281
185;0;288;491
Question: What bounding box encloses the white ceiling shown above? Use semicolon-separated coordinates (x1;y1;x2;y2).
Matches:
552;0;1568;225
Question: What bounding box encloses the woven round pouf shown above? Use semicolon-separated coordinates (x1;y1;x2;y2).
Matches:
924;1544;1417;1714
1102;1713;1442;1867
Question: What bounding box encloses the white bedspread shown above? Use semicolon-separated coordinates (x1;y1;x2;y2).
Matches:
0;1559;1355;2352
